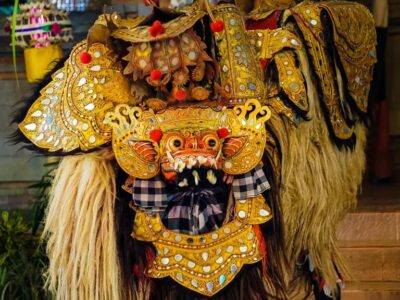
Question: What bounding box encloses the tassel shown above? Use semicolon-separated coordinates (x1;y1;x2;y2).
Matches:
253;224;268;273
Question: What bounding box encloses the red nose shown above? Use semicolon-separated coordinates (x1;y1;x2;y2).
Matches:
185;136;198;149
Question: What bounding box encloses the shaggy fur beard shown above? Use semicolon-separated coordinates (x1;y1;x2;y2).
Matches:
266;46;367;297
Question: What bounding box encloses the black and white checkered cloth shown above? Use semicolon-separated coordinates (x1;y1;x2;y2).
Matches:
231;165;271;200
132;176;168;212
131;165;270;233
163;188;227;234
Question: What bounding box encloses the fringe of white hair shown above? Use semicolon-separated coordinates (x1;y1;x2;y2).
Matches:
42;148;129;300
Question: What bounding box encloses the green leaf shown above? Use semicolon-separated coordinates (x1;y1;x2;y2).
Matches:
11;0;20;85
1;212;8;224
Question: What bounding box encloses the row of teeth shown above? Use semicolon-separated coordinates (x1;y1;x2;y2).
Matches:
168;153;218;173
178;170;218;187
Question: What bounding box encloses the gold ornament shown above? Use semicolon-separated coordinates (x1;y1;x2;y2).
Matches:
274;51;308;113
291;4;353;140
19;41;134;152
247;28;302;60
112;9;206;43
320;1;376;113
190;86;210;101
132;194;272;297
105;99;271;179
121;29;212;87
212;4;266;105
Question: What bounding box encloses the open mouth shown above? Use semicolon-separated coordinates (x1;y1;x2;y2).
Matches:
172;167;222;188
161;150;222;184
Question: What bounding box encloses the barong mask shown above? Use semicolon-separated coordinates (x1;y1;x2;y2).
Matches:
19;2;276;296
16;1;377;299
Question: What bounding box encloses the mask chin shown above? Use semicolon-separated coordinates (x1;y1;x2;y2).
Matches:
161;168;230;234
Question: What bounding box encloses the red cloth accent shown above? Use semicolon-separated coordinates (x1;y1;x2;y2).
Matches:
133;263;141;278
145;247;156;271
246;11;282;70
319;278;326;291
253;224;268;274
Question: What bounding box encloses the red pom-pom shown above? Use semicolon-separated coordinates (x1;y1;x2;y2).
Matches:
149;26;158;37
150;69;162;81
217;128;230;139
175;89;187;101
210;19;225;32
150;129;163;143
149;20;165;37
80;51;92;64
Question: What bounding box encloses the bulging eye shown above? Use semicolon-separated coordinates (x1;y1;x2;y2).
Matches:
167;135;185;151
203;134;219;150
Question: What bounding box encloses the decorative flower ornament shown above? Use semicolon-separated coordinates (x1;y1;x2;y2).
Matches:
8;0;73;82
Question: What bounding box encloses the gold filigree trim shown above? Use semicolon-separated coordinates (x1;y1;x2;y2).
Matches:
274;51;308;112
19;41;134;152
105;99;271;178
290;4;354;140
111;9;206;43
212;4;266;102
248;28;302;60
132;195;272;296
319;2;376;113
122;29;212;84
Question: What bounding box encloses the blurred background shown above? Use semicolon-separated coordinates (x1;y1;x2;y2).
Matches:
0;0;398;299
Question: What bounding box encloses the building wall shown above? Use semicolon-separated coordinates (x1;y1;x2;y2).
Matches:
0;11;100;210
0;76;47;209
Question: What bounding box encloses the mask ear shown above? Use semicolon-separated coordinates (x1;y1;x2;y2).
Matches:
222;136;248;158
128;140;157;162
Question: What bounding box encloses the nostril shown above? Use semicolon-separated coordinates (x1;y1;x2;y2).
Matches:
185;139;198;149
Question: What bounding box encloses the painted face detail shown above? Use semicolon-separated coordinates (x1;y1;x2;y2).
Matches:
160;130;223;181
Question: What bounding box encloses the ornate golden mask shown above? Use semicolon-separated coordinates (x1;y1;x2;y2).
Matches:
105;99;271;179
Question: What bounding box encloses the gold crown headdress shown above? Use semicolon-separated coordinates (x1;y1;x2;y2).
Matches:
19;2;268;154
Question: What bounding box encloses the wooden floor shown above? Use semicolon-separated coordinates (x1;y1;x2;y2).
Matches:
338;154;400;300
